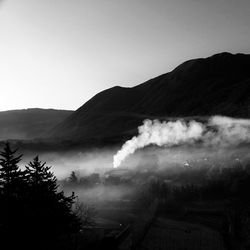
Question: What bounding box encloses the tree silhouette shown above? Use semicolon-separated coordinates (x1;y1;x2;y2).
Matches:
25;155;58;193
0;142;23;196
69;170;78;184
0;143;25;250
0;144;82;250
24;156;82;248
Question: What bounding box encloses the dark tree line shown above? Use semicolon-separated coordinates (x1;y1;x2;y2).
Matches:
0;143;82;250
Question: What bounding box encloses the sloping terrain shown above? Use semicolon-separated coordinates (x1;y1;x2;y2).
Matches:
50;52;250;143
0;108;73;140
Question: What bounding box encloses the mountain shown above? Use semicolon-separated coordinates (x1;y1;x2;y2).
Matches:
50;52;250;144
0;108;73;140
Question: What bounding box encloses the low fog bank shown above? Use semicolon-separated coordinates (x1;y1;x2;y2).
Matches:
53;144;250;203
55;143;250;237
18;148;115;179
15;116;250;213
18;143;250;182
11;115;250;182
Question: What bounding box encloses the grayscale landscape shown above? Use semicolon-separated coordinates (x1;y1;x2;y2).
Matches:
0;1;250;250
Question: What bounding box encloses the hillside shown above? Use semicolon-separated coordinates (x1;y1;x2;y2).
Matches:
50;52;250;143
0;108;73;140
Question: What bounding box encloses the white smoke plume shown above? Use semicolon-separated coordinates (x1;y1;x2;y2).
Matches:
207;116;250;145
113;116;250;168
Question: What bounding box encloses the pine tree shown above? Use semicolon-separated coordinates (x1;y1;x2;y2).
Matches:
69;170;78;184
0;142;23;196
0;146;81;250
25;156;82;241
0;143;25;250
25;155;58;193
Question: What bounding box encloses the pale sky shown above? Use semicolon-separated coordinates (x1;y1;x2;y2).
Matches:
0;0;250;111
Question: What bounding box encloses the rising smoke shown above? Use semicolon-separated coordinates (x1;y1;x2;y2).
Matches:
113;116;250;168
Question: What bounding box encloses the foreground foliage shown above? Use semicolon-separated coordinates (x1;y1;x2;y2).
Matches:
0;143;81;250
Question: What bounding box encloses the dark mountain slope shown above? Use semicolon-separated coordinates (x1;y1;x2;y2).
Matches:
0;108;73;140
50;52;250;143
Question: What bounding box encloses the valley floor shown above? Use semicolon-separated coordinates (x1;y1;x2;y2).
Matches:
138;217;225;250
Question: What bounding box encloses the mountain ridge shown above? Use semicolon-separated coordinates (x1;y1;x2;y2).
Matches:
49;52;250;143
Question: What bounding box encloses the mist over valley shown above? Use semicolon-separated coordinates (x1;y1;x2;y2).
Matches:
2;52;250;250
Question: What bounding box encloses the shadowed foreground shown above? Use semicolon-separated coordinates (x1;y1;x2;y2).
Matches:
138;218;224;250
